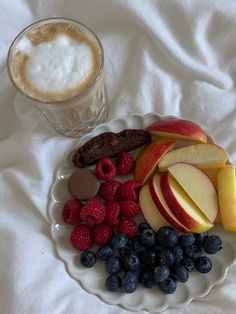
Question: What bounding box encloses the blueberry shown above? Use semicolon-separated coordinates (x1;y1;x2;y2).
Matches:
105;275;121;292
123;252;141;271
131;235;147;253
96;245;113;261
203;235;222;254
140;228;156;247
172;246;183;262
194;232;209;247
174;266;189;282
138;222;151;233
156;226;178;247
140;249;156;265
80;250;97;267
158;277;177;294
119;244;133;257
105;256;123;274
154;265;170;282
111;233;128;249
157;248;175;266
122;272;138;293
184;245;202;260
195;256;212;273
180;257;195;272
139;268;157;288
172;259;182;269
179;233;195;247
153;243;163;254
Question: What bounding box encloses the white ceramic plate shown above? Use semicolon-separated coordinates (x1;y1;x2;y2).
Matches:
48;113;236;312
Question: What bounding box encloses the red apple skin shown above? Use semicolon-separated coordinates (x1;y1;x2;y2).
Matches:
146;118;207;143
149;175;189;233
134;139;175;185
160;173;212;232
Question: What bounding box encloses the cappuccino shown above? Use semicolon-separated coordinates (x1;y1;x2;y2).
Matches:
9;21;102;102
8;18;108;137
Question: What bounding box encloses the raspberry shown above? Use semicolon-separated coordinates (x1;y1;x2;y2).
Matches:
70;224;93;251
120;200;140;219
62;199;82;225
80;198;106;225
117;180;141;201
105;201;121;226
91;223;113;245
99;180;121;201
116;152;135;175
95;157;116;181
116;219;138;239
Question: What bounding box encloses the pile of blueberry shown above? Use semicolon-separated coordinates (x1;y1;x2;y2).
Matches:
80;224;223;294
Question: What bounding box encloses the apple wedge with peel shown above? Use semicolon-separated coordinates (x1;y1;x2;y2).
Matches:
160;173;213;232
158;143;228;172
168;163;219;223
134;139;176;185
146;117;207;143
217;164;236;232
139;184;169;231
149;173;189;232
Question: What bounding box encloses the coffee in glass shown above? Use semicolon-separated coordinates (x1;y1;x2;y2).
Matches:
7;18;108;137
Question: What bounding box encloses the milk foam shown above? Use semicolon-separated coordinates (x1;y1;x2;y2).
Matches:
16;34;94;94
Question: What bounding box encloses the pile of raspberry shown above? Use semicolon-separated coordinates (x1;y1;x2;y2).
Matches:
62;152;142;252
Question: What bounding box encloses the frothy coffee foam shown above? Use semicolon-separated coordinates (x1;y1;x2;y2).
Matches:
9;22;101;102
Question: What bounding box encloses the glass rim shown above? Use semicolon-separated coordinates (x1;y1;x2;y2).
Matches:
7;17;104;104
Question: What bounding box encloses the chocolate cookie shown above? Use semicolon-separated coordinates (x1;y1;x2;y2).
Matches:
73;129;151;168
68;169;100;200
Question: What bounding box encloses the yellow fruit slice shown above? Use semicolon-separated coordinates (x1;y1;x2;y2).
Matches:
217;164;236;232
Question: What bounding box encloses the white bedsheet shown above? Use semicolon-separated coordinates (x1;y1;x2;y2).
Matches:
1;1;236;313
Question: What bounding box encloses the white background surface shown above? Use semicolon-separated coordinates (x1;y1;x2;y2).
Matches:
1;1;236;313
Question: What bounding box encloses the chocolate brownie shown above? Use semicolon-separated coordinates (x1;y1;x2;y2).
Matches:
73;129;151;168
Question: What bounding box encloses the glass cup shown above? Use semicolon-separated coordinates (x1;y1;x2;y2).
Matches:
7;18;108;137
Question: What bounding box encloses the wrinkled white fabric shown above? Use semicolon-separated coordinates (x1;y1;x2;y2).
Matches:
1;0;236;313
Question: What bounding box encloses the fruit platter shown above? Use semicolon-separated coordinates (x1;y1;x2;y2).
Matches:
48;112;236;312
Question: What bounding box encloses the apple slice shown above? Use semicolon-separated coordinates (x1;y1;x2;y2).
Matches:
160;173;213;233
139;184;169;231
146;117;207;143
202;168;222;223
215;212;222;224
158;143;228;172
202;168;218;187
168;163;219;223
134;139;176;185
217;165;236;232
149;174;189;232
